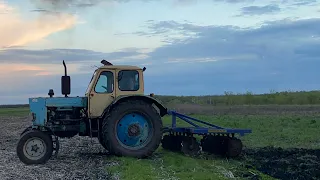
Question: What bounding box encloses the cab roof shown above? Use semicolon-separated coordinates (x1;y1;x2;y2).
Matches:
98;65;142;70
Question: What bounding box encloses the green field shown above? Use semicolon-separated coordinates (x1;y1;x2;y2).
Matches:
155;90;320;106
0;107;29;117
105;114;319;180
1;91;320;180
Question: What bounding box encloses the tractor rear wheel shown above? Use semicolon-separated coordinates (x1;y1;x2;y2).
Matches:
98;133;109;151
102;100;163;158
16;130;53;165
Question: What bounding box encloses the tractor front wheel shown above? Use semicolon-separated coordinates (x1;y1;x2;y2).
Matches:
102;100;163;158
16;130;53;165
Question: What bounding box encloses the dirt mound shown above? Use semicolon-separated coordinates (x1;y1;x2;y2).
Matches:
244;147;320;180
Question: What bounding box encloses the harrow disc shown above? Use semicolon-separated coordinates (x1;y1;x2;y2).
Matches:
181;137;200;156
226;137;243;158
161;134;182;152
201;135;224;155
201;135;243;157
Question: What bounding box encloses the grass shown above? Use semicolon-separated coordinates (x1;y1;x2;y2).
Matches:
107;156;158;180
0;107;29;117
155;90;320;106
1;103;319;179
105;114;320;180
106;150;271;180
107;150;235;180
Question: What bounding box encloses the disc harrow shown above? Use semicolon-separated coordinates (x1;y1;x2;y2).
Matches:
161;111;252;157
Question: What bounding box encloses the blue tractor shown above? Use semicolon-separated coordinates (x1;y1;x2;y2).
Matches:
16;60;252;165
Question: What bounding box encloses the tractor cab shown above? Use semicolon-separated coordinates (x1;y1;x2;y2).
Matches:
84;61;146;118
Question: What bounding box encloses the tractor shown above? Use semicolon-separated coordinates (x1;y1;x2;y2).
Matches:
16;60;252;165
17;60;167;164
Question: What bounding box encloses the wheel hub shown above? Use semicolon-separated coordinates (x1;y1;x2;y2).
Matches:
116;113;153;149
23;137;46;160
31;144;40;152
128;124;141;136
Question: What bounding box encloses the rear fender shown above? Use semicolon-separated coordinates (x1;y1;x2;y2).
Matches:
101;95;168;118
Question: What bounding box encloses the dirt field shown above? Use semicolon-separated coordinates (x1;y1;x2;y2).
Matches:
0;116;115;180
0;105;320;180
243;147;320;180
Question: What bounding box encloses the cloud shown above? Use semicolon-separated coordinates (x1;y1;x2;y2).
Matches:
29;0;165;14
286;0;319;6
0;48;145;64
29;0;219;14
140;18;320;61
0;46;149;104
0;47;147;104
0;1;14;14
213;0;318;6
0;70;93;104
131;18;320;94
2;14;320;104
131;20;201;45
29;0;107;15
0;47;150;104
212;0;255;3
240;4;281;15
0;1;77;49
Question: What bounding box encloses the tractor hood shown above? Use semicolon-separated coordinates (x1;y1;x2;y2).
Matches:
29;97;88;108
28;97;87;125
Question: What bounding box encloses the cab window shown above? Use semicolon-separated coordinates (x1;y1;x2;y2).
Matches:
118;70;139;91
94;71;114;93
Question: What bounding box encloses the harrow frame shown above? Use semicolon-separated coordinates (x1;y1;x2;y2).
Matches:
161;110;252;157
163;110;252;136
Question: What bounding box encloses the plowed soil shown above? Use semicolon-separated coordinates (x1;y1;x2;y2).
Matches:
243;147;320;180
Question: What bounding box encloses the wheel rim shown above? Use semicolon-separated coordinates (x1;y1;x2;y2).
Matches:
23;137;47;160
116;112;153;150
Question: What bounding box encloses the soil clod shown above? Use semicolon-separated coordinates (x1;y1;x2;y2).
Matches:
244;147;320;180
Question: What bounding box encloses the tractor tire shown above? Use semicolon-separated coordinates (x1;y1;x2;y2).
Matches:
20;126;33;136
16;129;53;165
102;100;163;158
98;133;109;151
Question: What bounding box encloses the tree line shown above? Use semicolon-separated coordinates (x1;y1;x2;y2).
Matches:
1;90;320;108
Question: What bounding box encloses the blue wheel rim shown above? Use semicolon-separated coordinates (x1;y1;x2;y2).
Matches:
116;112;153;150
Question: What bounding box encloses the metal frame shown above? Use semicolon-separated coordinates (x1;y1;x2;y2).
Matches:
163;110;252;136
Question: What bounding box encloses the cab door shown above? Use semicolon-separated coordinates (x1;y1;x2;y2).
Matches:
88;70;116;118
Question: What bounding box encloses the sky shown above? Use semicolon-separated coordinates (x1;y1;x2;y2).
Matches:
0;0;320;104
